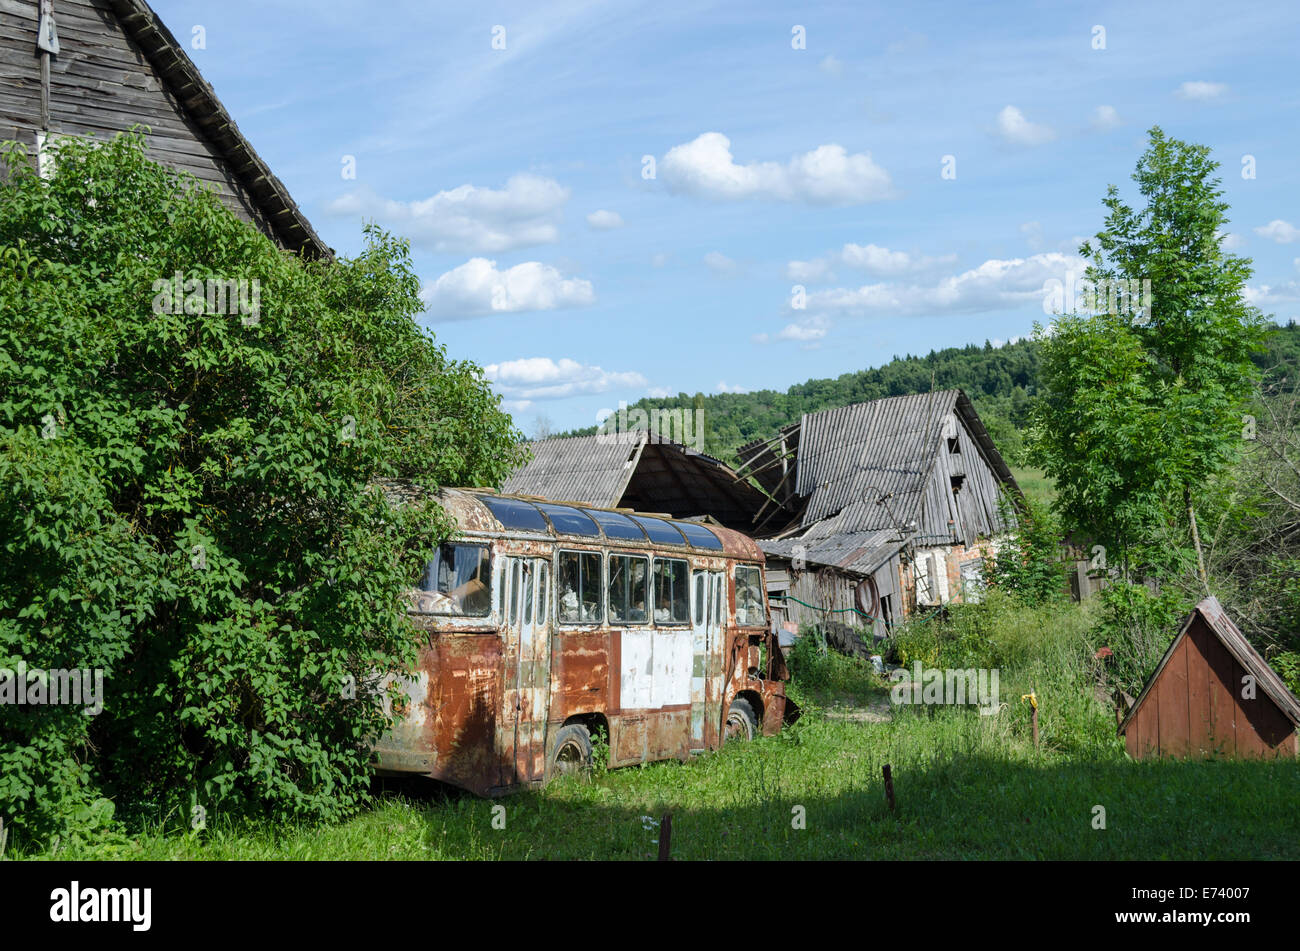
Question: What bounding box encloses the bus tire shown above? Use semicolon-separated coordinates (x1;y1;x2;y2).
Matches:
550;724;593;776
725;697;759;743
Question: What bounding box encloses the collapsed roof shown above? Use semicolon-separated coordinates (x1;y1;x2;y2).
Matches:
500;431;771;533
737;389;1022;575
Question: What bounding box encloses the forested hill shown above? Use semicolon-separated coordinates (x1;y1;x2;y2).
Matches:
560;322;1300;467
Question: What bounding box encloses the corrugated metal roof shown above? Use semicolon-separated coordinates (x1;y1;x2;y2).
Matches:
796;390;958;530
501;432;645;506
761;529;904;577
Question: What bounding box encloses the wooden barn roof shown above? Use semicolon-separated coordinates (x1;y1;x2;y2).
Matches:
500;432;771;532
1119;596;1300;737
104;0;330;258
792;389;1019;532
740;390;1020;575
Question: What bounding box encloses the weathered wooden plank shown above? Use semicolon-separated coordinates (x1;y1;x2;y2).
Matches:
1203;627;1238;757
1136;688;1159;756
1158;637;1190;755
1186;623;1216;755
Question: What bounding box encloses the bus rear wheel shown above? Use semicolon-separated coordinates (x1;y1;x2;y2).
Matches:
550;724;593;776
725;698;759;743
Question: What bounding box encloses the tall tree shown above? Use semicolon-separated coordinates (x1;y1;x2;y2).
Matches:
1031;127;1270;586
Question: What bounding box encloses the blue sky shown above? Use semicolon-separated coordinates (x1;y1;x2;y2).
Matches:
155;0;1300;434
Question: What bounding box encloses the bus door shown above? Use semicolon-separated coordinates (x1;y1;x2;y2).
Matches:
501;556;552;785
690;569;726;750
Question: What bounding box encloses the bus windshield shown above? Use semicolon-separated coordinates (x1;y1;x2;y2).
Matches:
411;543;492;616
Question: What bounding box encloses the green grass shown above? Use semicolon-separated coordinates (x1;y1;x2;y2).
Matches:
29;711;1298;861
1009;465;1056;507
17;596;1300;861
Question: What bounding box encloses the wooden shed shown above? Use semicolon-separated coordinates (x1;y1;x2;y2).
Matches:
1118;597;1300;759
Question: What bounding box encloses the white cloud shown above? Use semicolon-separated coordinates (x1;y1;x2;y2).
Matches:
842;243;941;274
421;258;595;320
501;399;533;414
778;321;828;342
716;381;750;393
586;209;624;230
1219;231;1245;250
1176;81;1228;102
704;251;739;276
787;258;836;283
1245;283;1300;306
646;386;673;398
803;252;1086;318
326;174;569;253
651;252;669;268
995;106;1055;146
819;55;843;75
788;243;955;283
484;357;647;401
1092;105;1121;130
755;315;831;346
660;132;894;205
1020;221;1044;250
1255;220;1300;244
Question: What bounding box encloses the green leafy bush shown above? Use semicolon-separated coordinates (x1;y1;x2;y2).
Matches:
0;131;525;848
1090;582;1190;696
984;496;1066;606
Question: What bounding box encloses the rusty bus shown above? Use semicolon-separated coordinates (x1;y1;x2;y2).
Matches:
372;487;794;795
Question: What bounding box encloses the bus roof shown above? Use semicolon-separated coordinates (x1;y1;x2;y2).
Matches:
439;488;764;562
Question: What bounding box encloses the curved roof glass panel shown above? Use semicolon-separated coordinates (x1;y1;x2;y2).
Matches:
586;508;649;542
534;502;601;537
477;495;549;533
629;515;688;546
674;521;724;550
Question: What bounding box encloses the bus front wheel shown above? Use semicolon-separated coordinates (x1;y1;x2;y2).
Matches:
725;698;758;743
550;724;593;776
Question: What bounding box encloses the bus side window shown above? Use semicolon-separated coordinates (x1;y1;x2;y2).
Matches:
523;562;534;625
694;572;705;626
652;557;690;624
538;562;548;624
557;550;602;624
734;565;765;626
609;554;649;624
510;560;521;625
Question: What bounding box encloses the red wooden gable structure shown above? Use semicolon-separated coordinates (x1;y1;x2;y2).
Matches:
1119;597;1300;759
